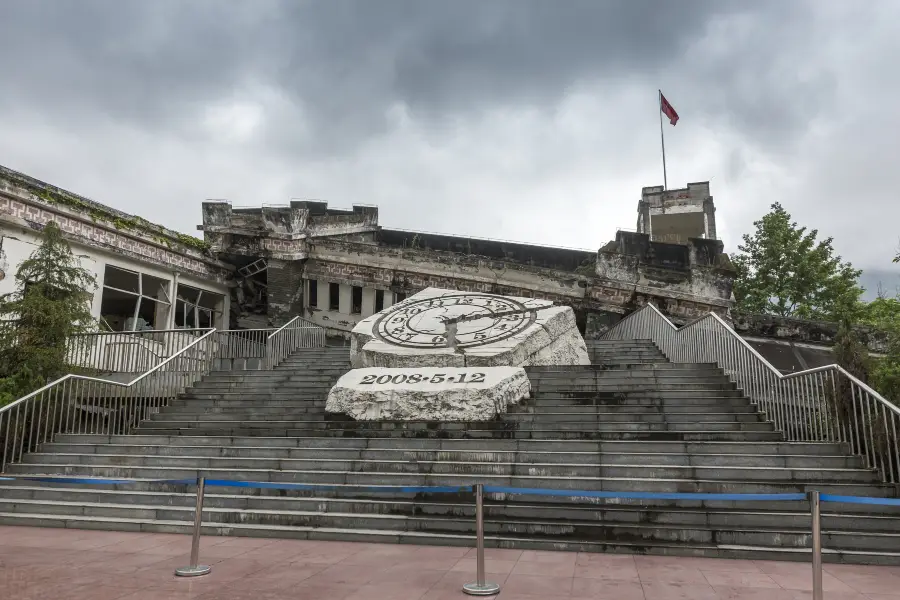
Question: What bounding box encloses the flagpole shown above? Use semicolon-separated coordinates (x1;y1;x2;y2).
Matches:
658;89;668;191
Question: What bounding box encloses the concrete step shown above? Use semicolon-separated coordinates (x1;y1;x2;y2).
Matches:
513;403;757;414
536;390;748;400
161;406;327;416
191;382;336;390
16;453;875;483
528;369;722;379
527;363;715;372
532;382;739;392
512;422;776;432
4;463;888;495
178;394;328;401
35;443;864;468
139;417;776;434
2;484;892;530
528;372;728;383
4;475;893;514
172;398;326;407
51;435;852;456
7;508;897;563
130;425;788;441
506;412;764;424
149;409;327;419
199;375;343;383
2;497;897;553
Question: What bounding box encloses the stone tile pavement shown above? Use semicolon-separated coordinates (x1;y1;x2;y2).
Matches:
2;526;899;599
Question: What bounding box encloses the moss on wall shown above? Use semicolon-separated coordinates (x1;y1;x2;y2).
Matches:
3;170;211;253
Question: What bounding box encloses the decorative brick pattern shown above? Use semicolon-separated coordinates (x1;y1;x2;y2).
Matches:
0;194;231;282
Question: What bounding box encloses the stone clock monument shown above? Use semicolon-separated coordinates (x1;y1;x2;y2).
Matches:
349;288;590;368
326;287;590;421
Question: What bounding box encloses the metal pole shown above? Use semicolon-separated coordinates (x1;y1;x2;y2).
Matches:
659;89;668;191
175;476;211;577
463;484;500;596
809;490;823;600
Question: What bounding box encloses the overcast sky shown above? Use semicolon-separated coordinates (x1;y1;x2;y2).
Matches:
0;1;897;294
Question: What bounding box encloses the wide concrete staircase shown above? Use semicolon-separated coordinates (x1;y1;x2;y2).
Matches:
1;340;899;563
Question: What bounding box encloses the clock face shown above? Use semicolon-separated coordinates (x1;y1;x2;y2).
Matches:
373;293;536;349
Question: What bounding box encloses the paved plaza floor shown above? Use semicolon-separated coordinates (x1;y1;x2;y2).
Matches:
1;526;899;599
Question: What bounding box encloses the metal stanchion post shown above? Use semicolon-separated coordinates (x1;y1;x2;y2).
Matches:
463;484;500;596
175;476;211;577
808;490;823;600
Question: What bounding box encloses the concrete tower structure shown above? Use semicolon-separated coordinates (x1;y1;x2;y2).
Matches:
636;181;717;245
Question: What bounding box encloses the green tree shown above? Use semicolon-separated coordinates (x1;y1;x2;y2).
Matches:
0;221;97;405
858;293;900;404
732;203;863;321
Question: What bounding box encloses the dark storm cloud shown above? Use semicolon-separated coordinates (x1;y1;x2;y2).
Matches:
0;0;897;276
0;0;790;152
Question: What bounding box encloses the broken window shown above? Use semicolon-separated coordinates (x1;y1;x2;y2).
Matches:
99;265;171;331
375;289;384;312
351;286;362;314
175;284;225;329
329;283;340;311
308;280;318;308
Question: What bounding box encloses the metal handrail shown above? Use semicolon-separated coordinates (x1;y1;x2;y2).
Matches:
0;329;220;471
603;304;900;483
265;315;321;340
265;316;326;369
66;329;214;374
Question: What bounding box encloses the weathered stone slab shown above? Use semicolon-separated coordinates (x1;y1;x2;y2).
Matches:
325;367;530;421
350;287;590;368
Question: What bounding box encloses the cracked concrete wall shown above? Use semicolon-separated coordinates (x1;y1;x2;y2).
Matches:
595;231;735;316
309;239;588;300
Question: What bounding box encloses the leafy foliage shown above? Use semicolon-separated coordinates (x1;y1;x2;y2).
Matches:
858;294;900;405
0;222;97;405
732;203;863;321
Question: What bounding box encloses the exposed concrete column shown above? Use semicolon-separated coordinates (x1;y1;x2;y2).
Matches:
167;272;179;329
267;258;305;326
703;198;718;240
338;284;352;314
316;278;329;310
361;287;377;317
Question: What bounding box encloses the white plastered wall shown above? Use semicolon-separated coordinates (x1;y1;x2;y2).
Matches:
0;223;230;330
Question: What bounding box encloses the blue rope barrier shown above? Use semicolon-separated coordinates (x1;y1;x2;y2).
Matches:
820;494;900;506
204;479;473;494
482;486;808;501
3;475;900;506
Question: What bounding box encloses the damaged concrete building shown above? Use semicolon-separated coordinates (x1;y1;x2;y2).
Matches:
199;181;735;339
0;161;871;375
0;166;232;333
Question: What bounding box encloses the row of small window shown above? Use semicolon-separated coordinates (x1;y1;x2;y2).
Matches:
308;280;406;315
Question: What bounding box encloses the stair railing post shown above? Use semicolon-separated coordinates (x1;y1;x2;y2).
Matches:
175;476;211;577
463;483;500;596
808;490;823;600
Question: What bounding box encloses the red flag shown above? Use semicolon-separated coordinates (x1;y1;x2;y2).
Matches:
660;92;679;126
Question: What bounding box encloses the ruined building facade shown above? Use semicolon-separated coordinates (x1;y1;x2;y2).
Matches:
199;182;735;338
0;166;232;333
1;163;871;375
